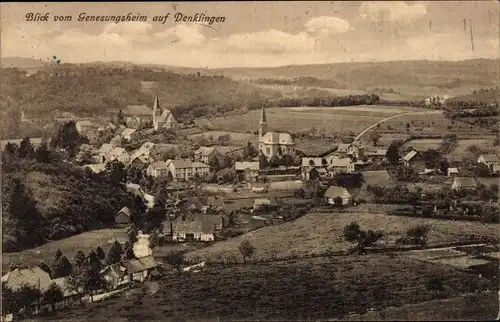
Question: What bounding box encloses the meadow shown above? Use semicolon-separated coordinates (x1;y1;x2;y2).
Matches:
38;254;495;321
2;228;127;272
200;107;394;136
185;212;499;262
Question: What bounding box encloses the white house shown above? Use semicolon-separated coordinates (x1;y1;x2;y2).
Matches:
324;186;352;206
167;213;223;242
477;154;500;172
108;147;130;164
166;159;210;182
146;161;170;178
327;158;355;174
75;120;94;134
121;128;138;141
194;146;217;164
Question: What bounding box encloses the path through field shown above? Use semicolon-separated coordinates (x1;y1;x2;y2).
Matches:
354;110;443;141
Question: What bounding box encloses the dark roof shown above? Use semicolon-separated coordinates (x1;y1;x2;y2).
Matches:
171;213;221;234
1;267;52;292
480;154;500;163
122;256;158;274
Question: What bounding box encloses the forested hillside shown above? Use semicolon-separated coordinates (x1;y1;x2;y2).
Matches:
0;66;281;139
1;140;135;252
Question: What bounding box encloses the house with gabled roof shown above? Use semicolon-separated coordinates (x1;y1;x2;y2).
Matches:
121;128;138;141
166;212;223;242
327;158;355;175
324;186;352;206
108;147;130;164
477;153;500;172
194;146;217;164
451;176;477;191
234;161;260;182
146;161;170;178
402;150;425;172
115;207;132;227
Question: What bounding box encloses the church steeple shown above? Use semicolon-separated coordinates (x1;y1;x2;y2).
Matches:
153;94;160;125
259;105;267;138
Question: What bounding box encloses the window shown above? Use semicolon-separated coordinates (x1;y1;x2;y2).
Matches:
266;147;270;155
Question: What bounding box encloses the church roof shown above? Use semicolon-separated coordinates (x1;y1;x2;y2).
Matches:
153;94;160;112
260;132;294;145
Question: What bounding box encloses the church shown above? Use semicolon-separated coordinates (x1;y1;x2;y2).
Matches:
258;106;295;159
152;94;177;131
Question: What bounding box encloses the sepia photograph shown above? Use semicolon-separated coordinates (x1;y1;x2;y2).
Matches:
0;1;499;321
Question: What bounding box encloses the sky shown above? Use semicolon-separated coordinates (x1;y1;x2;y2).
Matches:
1;1;499;68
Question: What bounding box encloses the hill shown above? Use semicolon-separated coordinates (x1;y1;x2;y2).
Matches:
0;57;49;69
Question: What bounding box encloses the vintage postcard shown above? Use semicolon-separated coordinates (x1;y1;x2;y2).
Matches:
1;1;499;321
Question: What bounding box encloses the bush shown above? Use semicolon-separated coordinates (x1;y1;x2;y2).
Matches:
405;224;430;246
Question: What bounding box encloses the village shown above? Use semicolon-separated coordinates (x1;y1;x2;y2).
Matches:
1;89;499;320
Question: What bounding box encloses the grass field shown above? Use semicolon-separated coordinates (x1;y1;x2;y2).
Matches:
188;130;256;145
200;107;388;135
186;212;500;262
344;292;499;321
2;228;127;272
38;254;496;321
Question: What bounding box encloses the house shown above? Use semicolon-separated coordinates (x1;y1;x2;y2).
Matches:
122;256;159;283
302;167;320;181
50;277;83;310
327;158;355;174
152;95;177;131
1;267;52;292
447;167;459;177
105;123;117;131
121;128;138;141
115;207;132;227
75;120;93;134
301;157;326;167
166;159;211;182
335;142;364;159
126;183;145;198
253;198;278;210
258;106;295;159
130;155;149;168
97;143;114;163
100;263;130;290
167;213;223;242
477;154;500;172
451;177;477;191
365;148;388;161
195;146;217;164
139;142;156;155
108;147;130;164
402;150;423;167
234;161;260;182
146;161;170;178
324;186;352;206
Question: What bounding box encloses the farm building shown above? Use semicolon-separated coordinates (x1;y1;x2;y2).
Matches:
447;167;459;177
253;197;278;210
451;177;477;191
302;167;320;181
402;150;425;172
324;186;352;206
337;142;364;159
115;207;132;227
75;120;94;134
108;147;130;164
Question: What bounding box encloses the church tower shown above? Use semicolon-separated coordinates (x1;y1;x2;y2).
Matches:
152;94;160;126
259;105;267;138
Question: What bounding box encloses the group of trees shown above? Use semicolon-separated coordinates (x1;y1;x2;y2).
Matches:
367;184;422;205
343;222;384;252
250;76;346;89
2;139;134;252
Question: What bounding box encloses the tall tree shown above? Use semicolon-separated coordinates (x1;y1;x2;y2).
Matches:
106;240;123;265
238;240;256;264
96;246;105;260
386;140;403;164
51;254;73;278
42;283;64;312
18;137;35;159
50;121;89;158
369;131;382;146
35;142;51;163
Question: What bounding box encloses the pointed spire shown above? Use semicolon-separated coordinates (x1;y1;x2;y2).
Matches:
260;105;267;124
153;94;160;112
